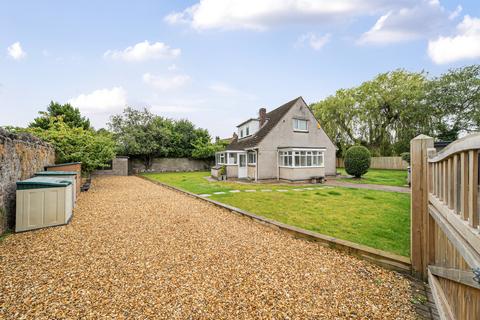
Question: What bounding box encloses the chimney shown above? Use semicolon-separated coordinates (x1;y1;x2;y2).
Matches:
259;108;267;126
232;132;238;141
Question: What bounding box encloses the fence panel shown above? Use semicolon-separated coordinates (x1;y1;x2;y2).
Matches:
336;156;408;170
411;133;480;320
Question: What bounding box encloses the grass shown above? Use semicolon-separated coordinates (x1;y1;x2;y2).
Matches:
0;229;12;243
143;171;410;256
142;171;302;194
337;168;408;187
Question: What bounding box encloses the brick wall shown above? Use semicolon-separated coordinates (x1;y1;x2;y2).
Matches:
0;128;55;233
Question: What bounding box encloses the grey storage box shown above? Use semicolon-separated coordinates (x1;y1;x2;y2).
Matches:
16;177;73;232
34;171;78;207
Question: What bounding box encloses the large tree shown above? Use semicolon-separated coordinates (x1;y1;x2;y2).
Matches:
312;69;432;156
426;65;480;141
29;101;91;130
27;116;116;175
108;108;169;170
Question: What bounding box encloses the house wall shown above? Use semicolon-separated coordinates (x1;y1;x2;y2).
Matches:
247;165;256;179
226;165;238;178
257;99;336;179
279;167;325;181
238;120;259;139
0;129;55;234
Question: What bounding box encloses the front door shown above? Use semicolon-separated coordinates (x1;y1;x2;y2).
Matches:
238;153;247;178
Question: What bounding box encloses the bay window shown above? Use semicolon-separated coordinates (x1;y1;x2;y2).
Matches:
278;149;324;167
228;152;238;165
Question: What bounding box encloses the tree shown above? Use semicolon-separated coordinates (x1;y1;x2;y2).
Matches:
29;101;91;130
426;65;480;141
312;70;432;156
108;108;169;170
27;116;116;175
191;136;228;159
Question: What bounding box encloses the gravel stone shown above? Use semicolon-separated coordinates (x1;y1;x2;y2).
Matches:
0;176;416;319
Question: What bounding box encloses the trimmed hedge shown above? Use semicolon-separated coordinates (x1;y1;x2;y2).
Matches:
344;146;371;178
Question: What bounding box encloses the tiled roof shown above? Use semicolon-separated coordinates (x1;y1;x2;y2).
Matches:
226;97;302;150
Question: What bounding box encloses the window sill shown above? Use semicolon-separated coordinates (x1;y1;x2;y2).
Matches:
279;166;324;168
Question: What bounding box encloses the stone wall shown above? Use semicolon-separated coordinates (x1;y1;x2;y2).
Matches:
94;156;129;176
0;128;55;233
131;157;214;173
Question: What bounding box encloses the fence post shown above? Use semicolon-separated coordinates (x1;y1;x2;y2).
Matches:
410;134;434;280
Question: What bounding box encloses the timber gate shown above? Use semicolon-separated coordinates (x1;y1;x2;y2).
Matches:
411;134;480;319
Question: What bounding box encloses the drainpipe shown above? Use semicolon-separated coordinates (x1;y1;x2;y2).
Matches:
255;149;259;182
277;150;280;181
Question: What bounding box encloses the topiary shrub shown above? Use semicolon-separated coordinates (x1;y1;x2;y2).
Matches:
344;146;371;178
400;152;410;165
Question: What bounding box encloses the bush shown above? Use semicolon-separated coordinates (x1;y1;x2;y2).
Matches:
400;152;411;165
344;146;371;178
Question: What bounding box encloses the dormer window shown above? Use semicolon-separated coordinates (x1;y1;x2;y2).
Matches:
240;129;244;138
293;119;308;132
246;126;249;136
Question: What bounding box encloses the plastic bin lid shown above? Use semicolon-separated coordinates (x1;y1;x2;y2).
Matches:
16;176;72;190
44;162;81;168
35;171;78;176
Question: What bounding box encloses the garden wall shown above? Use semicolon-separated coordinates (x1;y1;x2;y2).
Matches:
0;128;55;233
336;156;408;170
131;157;214;173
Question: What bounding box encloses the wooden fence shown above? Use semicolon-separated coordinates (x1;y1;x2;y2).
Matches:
336;156;408;170
411;134;480;319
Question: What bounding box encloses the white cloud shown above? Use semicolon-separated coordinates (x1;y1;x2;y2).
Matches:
297;33;331;50
358;0;457;45
104;41;181;62
428;15;480;64
165;0;407;31
7;42;26;60
68;87;127;114
142;73;191;90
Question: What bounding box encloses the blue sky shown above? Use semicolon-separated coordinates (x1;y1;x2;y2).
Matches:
1;0;479;138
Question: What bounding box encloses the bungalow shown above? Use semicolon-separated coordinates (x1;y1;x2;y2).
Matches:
212;97;336;182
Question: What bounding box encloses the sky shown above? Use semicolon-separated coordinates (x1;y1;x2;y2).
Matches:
1;0;480;138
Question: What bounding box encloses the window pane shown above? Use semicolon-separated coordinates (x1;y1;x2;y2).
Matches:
229;153;237;164
307;153;312;166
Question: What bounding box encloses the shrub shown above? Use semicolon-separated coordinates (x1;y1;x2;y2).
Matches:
344;146;371;178
400;152;411;165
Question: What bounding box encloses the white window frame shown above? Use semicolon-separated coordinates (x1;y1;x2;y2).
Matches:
278;148;325;168
228;152;238;165
247;151;256;164
246;126;250;136
293;118;308;132
216;152;226;165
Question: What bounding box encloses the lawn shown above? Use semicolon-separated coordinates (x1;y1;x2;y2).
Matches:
143;171;410;256
337;168;408;187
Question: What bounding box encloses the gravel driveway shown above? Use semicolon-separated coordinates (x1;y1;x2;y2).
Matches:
0;176;416;319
